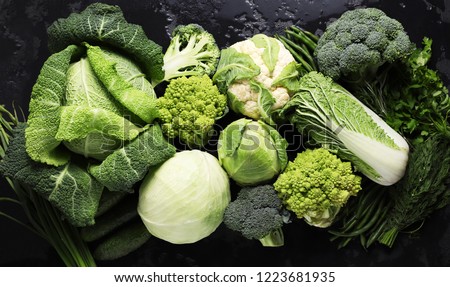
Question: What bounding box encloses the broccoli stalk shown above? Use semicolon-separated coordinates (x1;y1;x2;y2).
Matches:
223;185;289;247
258;228;285;247
163;24;220;82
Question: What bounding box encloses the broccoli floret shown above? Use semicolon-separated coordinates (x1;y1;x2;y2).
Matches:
315;7;414;81
273;148;362;228
339;43;382;75
223;185;288;247
163;24;220;81
316;42;341;80
365;31;389;51
156;75;227;147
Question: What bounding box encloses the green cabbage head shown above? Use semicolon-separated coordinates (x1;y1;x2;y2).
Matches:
217;118;288;186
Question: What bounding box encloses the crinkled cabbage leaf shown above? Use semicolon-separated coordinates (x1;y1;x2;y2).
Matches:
1;123;103;227
89;125;176;193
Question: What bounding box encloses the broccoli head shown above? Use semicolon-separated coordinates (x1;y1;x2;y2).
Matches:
315;8;414;81
274;148;362;228
223;185;288;247
156;75;227;147
163;23;220;81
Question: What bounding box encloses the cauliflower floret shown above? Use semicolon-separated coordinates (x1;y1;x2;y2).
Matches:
271;87;290;110
225;35;296;120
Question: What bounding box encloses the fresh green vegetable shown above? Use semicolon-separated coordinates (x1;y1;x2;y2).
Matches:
275;25;319;73
353;37;450;145
223;185;288;247
18;3;177;226
62;51;136;160
95;190;127;218
328;37;450;249
25;45;81;166
47;2;164;86
93;220;151;261
329;180;392;249
331;134;450;249
0;123;103;227
89;124;176;193
81;195;138;242
26;46;155;166
278;71;410;186
0;106;96;266
274;148;362;227
157;75;227;147
315;7;414;81
217;119;288;186
163;23;220;81
137;150;231;244
213;34;299;123
377;134;450;247
84;44;159;124
27;3;163;166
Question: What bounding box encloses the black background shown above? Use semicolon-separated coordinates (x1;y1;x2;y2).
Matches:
1;0;450;266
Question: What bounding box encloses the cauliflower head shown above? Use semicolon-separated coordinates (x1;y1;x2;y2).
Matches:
157;75;227;147
213;34;298;124
315;7;414;81
274;148;362;228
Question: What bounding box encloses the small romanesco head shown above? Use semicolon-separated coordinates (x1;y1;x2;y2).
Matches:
273;148;362;227
156;75;227;147
226;35;295;120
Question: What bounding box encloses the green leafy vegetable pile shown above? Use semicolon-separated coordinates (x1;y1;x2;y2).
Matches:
1;3;450;266
21;3;176;228
300;8;450;249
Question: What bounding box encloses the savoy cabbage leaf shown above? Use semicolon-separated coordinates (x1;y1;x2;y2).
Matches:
55;106;142;142
85;44;159;124
1;123;103;227
47;3;164;85
89;124;176;193
25;45;82;166
102;49;156;97
65;57;124;114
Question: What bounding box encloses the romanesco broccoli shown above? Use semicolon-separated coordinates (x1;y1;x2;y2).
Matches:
223;185;288;247
315;7;414;81
274;148;362;228
156;75;227;147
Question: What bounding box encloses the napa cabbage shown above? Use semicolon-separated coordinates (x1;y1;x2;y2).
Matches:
279;72;409;186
